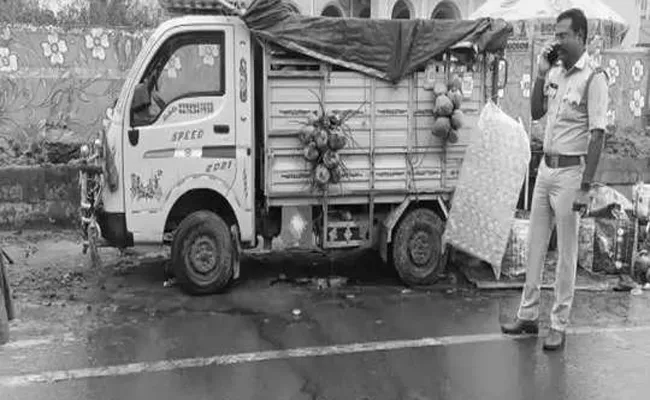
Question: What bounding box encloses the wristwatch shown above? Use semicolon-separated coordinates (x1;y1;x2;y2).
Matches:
580;182;591;191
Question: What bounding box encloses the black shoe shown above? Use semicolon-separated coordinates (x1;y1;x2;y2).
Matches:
501;319;539;335
543;329;565;351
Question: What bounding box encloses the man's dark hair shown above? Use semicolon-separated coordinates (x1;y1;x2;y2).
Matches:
557;8;588;45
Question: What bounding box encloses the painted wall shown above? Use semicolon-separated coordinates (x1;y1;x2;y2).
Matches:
0;24;149;144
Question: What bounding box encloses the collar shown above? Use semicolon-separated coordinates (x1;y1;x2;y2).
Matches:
563;51;590;74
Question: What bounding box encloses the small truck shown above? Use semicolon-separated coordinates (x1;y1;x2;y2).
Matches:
78;0;512;294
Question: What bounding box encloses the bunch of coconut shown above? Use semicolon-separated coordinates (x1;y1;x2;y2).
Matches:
431;75;464;144
298;112;348;188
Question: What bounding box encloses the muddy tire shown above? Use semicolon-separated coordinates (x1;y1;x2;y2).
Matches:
172;211;233;295
392;208;445;286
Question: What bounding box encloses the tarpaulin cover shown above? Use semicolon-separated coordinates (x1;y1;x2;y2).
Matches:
242;0;513;83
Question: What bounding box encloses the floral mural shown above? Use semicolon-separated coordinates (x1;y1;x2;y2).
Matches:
630;90;646;118
607;109;616;127
589;51;602;69
85;28;111;61
606;59;620;86
520;73;531;98
0;23;150;146
41;33;69;66
632;59;645;83
0;47;18;72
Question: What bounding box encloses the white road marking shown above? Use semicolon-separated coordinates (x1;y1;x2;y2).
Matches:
1;334;76;350
1;324;650;388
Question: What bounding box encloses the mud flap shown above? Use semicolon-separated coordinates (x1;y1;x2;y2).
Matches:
230;225;242;280
378;223;389;264
378;199;411;264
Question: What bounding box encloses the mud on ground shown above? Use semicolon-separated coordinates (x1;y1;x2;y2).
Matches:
1;229;463;338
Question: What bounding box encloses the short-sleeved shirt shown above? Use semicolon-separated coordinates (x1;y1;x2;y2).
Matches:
542;51;609;156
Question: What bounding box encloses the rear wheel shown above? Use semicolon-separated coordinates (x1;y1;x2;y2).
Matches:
172;211;234;295
392;208;445;286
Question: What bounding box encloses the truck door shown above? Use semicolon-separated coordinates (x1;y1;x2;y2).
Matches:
123;28;236;241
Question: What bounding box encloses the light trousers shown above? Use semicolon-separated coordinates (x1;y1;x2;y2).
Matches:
517;158;584;331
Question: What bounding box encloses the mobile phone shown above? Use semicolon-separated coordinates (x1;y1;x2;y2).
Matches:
546;43;561;65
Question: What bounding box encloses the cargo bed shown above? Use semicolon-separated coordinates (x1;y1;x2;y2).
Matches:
260;48;490;207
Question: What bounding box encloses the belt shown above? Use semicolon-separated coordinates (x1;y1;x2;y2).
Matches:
544;154;583;169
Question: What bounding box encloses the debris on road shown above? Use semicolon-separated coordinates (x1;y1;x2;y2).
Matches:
327;276;348;289
613;275;637;292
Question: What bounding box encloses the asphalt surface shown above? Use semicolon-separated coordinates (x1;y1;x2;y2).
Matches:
2;247;650;400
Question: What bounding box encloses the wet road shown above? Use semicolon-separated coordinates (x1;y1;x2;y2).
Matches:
2;250;650;399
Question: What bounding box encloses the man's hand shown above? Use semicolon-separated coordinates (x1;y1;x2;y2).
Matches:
537;43;554;78
573;184;595;215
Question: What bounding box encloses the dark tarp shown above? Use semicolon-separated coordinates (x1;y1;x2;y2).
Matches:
242;0;513;83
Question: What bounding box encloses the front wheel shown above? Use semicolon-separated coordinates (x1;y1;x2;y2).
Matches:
172;211;234;295
392;208;446;286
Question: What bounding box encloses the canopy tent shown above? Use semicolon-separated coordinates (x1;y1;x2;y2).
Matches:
470;0;627;25
241;0;513;83
469;0;629;48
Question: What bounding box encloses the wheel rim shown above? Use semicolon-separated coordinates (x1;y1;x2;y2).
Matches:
187;235;218;275
407;230;434;268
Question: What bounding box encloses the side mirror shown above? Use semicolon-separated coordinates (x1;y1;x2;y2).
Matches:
496;58;508;90
131;82;151;112
491;56;508;102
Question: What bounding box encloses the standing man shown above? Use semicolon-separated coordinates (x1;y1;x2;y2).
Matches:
501;8;608;351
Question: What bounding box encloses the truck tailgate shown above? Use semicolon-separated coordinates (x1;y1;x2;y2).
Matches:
263;56;486;203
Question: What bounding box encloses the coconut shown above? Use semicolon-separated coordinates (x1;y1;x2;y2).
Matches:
304;142;320;162
447;129;459;144
433;81;448;96
448;75;463;92
449;90;463;110
432;117;452;138
315;130;329;150
314;164;331;186
450;109;464;130
306;114;319;126
328;132;347;151
322;150;340;169
298;125;316;145
330;166;343;184
434;95;454;117
328;112;341;127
